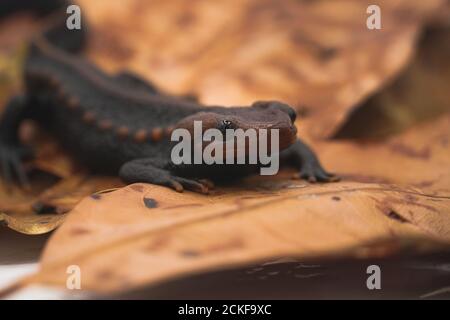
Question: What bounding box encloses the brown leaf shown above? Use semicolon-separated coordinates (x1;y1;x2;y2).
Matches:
0;173;123;234
334;25;450;139
317;115;450;196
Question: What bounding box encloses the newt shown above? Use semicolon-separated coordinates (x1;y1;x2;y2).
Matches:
0;1;338;194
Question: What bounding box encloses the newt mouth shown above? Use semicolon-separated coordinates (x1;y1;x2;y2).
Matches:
191;125;297;163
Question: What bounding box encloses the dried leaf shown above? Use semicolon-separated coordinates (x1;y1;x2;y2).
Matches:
335;26;450;138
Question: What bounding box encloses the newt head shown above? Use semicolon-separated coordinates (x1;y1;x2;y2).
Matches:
172;100;298;160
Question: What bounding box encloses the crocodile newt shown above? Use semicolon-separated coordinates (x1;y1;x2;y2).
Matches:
0;0;338;193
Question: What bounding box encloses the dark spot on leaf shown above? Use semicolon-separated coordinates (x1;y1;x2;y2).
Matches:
332;196;341;201
386;210;409;223
180;250;200;258
90;194;101;200
143;197;158;209
319;47;338;60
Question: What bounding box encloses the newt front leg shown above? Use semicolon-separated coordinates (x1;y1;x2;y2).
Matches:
119;157;213;194
281;138;339;182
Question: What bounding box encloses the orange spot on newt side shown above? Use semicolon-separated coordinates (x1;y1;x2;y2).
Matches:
98;119;113;130
117;126;130;138
82;111;96;124
134;129;148;143
151;128;163;141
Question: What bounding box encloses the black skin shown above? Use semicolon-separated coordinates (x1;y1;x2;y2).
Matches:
0;2;338;194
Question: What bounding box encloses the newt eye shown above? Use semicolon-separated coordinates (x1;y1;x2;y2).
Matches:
287;108;296;123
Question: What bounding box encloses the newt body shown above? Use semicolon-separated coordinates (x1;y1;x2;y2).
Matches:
0;1;337;193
